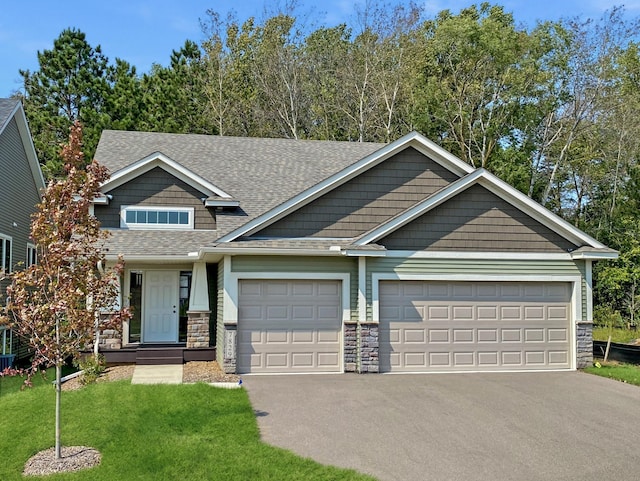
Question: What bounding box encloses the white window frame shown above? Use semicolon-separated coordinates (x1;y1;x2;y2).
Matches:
120;206;195;230
26;243;37;267
0;234;12;273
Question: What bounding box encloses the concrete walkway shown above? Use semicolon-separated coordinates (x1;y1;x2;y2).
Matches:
131;364;183;384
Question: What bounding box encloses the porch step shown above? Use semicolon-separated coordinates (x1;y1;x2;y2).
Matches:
136;347;184;365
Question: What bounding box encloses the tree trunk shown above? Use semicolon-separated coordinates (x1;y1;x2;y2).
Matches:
55;362;62;459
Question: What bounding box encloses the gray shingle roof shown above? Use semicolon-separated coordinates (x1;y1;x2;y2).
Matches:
94;130;385;239
104;230;219;257
0;98;18;130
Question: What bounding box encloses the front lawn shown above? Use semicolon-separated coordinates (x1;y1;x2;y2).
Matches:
0;365;76;397
0;380;376;481
584;362;640;386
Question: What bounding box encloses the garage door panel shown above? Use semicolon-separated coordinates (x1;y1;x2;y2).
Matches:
380;281;571;372
429;329;449;343
548;328;568;342
429;352;451;366
453;329;473;342
501;329;522;342
525;329;545;342
501;306;522;320
454;352;474;365
266;330;288;343
428;306;449;320
237;279;342;374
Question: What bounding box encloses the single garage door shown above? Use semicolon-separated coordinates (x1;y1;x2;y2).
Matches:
379;281;572;372
237;279;342;374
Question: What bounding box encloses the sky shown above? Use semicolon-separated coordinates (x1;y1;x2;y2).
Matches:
1;0;638;98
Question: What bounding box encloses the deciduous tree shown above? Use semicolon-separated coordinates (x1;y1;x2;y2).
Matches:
0;122;129;460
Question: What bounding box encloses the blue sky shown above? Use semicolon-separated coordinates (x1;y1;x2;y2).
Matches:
1;0;637;98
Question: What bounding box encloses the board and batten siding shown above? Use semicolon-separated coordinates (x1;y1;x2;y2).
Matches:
231;256;359;321
0;117;41;296
94;166;216;230
364;257;585;322
256;148;460;239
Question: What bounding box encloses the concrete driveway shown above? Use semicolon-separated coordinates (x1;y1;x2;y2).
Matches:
243;372;640;481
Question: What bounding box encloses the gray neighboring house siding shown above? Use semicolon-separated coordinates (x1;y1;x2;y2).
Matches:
94;167;216;230
0;99;45;361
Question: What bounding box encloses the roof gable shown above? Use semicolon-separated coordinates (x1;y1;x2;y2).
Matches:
100;151;235;202
218;131;475;242
356;168;608;250
0;99;45;192
253;146;460;239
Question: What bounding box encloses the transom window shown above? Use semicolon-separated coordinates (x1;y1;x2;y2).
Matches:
0;234;12;272
120;206;194;229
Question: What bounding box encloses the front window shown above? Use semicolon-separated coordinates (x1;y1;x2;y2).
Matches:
26;243;37;267
120;206;194;229
128;271;143;343
0;235;12;272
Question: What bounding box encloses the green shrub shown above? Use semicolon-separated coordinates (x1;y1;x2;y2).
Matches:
74;354;106;385
593;305;624;328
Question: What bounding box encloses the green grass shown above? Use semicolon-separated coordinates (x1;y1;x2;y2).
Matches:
0;365;76;397
592;327;639;344
584;362;640;386
0;380;376;481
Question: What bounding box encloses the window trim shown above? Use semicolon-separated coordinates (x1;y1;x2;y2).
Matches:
120;206;195;230
0;234;12;272
26;243;37;267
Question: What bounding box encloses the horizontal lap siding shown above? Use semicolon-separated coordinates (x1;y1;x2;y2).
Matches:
95;167;216;229
231;256;359;321
380;184;577;252
257;148;459;238
0;118;40;302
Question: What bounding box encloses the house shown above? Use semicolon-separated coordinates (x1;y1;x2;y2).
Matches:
0;99;45;367
92;130;616;374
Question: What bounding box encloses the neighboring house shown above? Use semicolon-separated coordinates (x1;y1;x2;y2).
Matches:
0;99;45;366
93;130;616;374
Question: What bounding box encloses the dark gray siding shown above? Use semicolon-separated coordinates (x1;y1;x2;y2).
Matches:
380;184;577;252
257;147;460;238
95;167;216;229
0;117;41;295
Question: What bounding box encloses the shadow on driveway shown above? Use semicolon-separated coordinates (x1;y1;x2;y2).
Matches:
244;372;640;481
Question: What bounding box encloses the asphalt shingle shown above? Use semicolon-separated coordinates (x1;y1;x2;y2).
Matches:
0;98;18;130
94;131;385;239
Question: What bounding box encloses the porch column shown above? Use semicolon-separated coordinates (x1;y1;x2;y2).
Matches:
186;262;210;349
356;256;379;373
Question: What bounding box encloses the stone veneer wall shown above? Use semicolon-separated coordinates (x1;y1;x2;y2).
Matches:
222;324;237;373
576;321;593;368
344;323;357;372
186;311;210;348
358;323;379;373
98;314;122;349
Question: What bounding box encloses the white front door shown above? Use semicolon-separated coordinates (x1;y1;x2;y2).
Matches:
143;270;179;343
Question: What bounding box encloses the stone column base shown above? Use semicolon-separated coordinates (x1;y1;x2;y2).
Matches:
221;324;237;373
344;323;357;372
577;321;593;368
186;311;211;349
358;323;379;373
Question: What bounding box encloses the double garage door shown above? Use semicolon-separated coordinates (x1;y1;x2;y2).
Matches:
236;278;572;374
379;280;572;372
